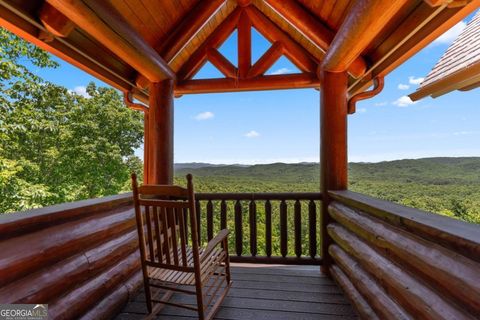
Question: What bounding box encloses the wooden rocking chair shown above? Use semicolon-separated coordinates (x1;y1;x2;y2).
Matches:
131;173;231;319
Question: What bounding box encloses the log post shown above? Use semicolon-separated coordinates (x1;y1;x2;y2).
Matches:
319;70;348;274
147;80;174;185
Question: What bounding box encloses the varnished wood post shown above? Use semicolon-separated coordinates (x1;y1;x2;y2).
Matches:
320;70;348;274
147;80;174;184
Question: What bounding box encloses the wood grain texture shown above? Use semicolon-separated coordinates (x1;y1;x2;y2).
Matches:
329;201;480;314
115;264;357;319
328;223;476;319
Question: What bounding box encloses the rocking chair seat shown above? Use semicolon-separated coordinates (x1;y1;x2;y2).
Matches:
148;245;226;285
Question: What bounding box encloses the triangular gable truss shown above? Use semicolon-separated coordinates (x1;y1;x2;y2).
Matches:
175;4;320;94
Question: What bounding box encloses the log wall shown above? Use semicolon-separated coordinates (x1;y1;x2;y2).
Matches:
328;190;480;320
0;193;141;320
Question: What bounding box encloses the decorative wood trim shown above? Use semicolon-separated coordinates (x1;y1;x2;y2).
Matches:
237;10;251;78
177;7;242;80
247;41;283;78
263;0;366;78
207;48;237;78
245;5;317;73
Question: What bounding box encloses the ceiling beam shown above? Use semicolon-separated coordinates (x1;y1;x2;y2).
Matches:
0;1;146;100
245;5;317;74
263;0;366;78
177;7;242;80
321;0;409;74
38;3;74;38
156;0;226;63
175;73;320;94
47;0;175;82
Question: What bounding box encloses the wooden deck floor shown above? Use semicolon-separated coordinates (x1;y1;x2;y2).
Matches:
115;263;358;320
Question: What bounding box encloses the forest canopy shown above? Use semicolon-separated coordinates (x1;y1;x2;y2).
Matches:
0;29;144;213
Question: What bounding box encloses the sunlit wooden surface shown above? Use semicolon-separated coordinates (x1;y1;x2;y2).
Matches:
115;263;357;319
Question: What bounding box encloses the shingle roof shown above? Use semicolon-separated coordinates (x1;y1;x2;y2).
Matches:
409;10;480;101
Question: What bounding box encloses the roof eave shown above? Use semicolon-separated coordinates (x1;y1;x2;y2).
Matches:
409;61;480;101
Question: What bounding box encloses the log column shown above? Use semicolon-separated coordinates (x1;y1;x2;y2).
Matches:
320;70;348;274
147;80;174;184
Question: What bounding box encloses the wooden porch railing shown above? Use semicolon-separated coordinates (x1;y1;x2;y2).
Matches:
326;190;480;319
195;192;322;265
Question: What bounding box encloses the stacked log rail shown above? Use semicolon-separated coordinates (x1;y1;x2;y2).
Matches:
0;193;141;320
327;190;480;320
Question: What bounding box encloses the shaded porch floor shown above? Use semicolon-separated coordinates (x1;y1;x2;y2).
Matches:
115;263;358;320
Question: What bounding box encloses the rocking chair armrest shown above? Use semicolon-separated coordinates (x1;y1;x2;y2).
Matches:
200;229;229;261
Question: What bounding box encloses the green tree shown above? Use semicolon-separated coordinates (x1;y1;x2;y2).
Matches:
0;29;144;213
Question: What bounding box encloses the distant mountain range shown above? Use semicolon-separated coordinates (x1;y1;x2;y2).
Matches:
175;157;480;185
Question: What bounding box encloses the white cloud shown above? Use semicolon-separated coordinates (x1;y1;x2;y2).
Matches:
408;76;424;85
270;68;293;75
357;108;367;113
397;84;410;90
244;130;260;138
393;96;418;107
434;21;467;45
71;86;90;98
194;111;214;121
374;101;388;107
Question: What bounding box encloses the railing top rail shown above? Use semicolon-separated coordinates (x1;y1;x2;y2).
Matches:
329;190;480;256
195;192;322;201
0;193;133;239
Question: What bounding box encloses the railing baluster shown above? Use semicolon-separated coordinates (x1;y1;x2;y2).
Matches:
220;200;227;230
195;200;201;244
309;200;317;258
235;200;243;256
265;200;272;257
207;200;213;241
249;200;257;256
193;192;321;264
294;200;302;258
280;200;287;258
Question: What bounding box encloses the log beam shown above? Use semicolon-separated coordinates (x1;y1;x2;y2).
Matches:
245;6;317;74
330;265;380;320
328;223;473;319
322;0;409;74
175;73;320;94
46;0;175;82
247;41;283;78
156;0;226;63
319;70;348;274
238;11;252;78
207;48;237;78
147;80;174;185
177;8;242;80
264;0;366;78
38;3;74;38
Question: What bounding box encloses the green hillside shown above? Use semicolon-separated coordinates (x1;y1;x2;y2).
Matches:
174;157;480;224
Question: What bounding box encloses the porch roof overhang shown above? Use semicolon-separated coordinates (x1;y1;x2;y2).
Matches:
0;0;478;104
409;9;480;101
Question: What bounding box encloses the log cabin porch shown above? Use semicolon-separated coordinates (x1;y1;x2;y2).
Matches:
115;264;358;320
1;0;480;319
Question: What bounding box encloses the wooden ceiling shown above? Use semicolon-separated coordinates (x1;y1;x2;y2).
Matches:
0;0;478;103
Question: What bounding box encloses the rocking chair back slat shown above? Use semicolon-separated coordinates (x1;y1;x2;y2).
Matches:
131;173;231;319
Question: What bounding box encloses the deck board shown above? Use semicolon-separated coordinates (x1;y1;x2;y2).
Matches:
115;264;358;319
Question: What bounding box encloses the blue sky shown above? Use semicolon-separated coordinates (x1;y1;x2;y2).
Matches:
34;16;480;164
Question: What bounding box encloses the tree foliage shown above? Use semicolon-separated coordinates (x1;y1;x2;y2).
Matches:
0;29;143;213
